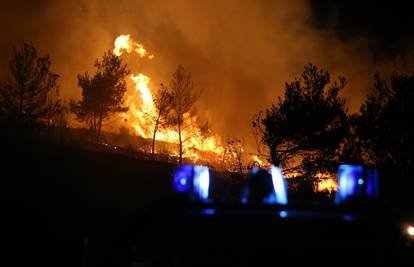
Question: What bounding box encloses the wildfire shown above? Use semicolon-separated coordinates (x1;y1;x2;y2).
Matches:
252;155;271;167
113;34;224;160
317;179;337;193
113;34;154;59
316;173;337;193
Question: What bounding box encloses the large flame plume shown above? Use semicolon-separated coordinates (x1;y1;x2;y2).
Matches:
113;34;224;160
114;34;154;59
112;35;340;192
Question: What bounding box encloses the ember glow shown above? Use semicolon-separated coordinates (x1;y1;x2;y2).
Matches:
252;155;271;167
113;34;224;160
284;171;338;193
252;155;264;166
317;178;338;193
316;173;337;193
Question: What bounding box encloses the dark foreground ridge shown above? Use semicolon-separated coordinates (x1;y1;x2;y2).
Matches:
2;137;413;266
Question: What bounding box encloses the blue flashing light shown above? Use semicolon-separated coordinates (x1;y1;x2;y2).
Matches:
200;208;216;215
270;166;288;205
279;210;288;218
343;214;356;222
335;164;379;204
193;165;210;201
250;167;259;175
173;165;210;202
262;193;277;204
173;165;193;193
240;196;248;204
335;164;363;204
240;166;288;205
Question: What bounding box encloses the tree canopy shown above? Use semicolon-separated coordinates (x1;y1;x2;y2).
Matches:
353;72;414;203
168;65;200;163
357;73;414;169
151;83;173;157
253;63;349;184
0;42;60;124
71;50;130;141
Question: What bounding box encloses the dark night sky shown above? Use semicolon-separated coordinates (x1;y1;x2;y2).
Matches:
0;0;413;150
309;0;414;62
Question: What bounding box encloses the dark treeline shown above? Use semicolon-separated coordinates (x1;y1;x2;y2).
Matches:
253;63;414;205
0;43;201;164
0;43;63;131
1;43;413;205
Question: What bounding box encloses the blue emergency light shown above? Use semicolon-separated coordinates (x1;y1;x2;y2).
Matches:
173;165;210;202
240;166;288;205
335;164;379;204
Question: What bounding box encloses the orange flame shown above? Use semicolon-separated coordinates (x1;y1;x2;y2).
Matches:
252;155;272;168
113;34;154;59
316;173;337;193
114;34;224;161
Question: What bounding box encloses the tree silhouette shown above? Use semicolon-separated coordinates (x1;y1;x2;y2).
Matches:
253;63;349;186
168;65;200;163
71;50;130;141
0;42;60;125
354;72;414;203
151;83;173;157
356;73;414;167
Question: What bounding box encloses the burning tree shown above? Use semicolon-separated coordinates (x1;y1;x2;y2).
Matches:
253;63;349;189
111;34;224;162
168;65;200;163
71;50;130;141
0;42;61;125
222;138;245;179
151;83;173;157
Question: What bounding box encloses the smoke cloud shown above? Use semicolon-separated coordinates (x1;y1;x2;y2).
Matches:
0;0;410;151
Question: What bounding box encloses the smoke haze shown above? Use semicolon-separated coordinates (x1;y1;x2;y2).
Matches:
0;0;411;151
